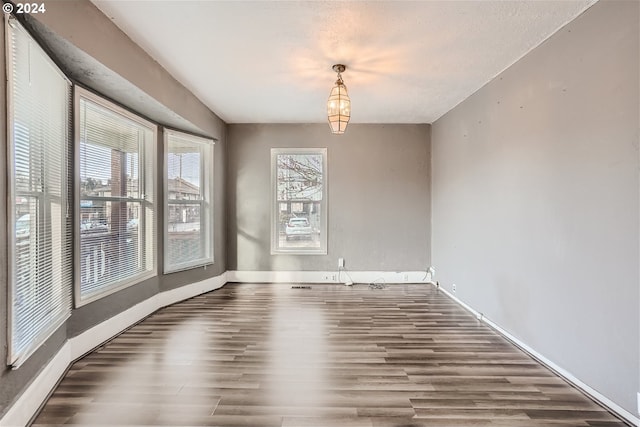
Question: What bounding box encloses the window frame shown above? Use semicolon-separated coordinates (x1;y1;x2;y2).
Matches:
270;147;328;255
6;15;73;367
73;86;158;307
163;129;215;273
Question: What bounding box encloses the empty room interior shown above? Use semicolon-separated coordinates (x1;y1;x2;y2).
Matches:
0;0;638;426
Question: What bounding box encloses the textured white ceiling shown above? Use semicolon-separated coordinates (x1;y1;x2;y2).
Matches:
91;0;596;124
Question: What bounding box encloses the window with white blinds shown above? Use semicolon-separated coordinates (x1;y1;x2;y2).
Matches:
7;17;73;367
76;88;157;306
271;148;327;255
164;130;214;272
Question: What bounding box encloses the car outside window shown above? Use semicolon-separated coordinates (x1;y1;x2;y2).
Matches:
271;148;327;254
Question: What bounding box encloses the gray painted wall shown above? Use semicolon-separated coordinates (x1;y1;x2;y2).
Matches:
431;0;639;415
227;124;431;272
0;2;227;417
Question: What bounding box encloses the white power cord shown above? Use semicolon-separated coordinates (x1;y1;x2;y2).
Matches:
338;266;354;286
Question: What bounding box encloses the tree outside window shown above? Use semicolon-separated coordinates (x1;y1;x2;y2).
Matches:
272;148;327;254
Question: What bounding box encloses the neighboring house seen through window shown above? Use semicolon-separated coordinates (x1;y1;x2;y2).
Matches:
271;148;327;255
76;88;157;306
164;130;214;272
5;16;216;368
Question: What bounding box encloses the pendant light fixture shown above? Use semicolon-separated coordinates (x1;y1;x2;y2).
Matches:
327;64;350;135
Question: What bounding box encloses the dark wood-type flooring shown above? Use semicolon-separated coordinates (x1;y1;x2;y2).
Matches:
33;283;630;426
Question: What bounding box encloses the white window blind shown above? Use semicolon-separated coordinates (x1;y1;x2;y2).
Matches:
76;88;157;305
164;130;214;272
7;17;72;367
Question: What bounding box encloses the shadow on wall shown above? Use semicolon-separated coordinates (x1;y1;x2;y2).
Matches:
234;153;306;273
236;226;305;273
236;227;268;271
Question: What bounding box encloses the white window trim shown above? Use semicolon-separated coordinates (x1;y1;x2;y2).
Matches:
73;87;158;307
271;147;328;255
163;129;215;273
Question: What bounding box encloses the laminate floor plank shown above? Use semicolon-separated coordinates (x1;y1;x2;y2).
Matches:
31;284;630;426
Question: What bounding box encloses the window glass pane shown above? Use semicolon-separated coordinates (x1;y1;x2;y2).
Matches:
167;153;201;200
80;144;140;199
272;149;327;254
8;18;72;367
167;202;205;265
80;201;146;297
77;91;156;304
164;131;213;272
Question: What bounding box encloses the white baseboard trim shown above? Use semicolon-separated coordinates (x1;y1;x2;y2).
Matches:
0;272;227;427
0;342;71;427
227;270;430;285
436;285;639;427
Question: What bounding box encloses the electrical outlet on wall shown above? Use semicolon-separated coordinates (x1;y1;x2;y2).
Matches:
452;283;457;293
338;257;344;268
